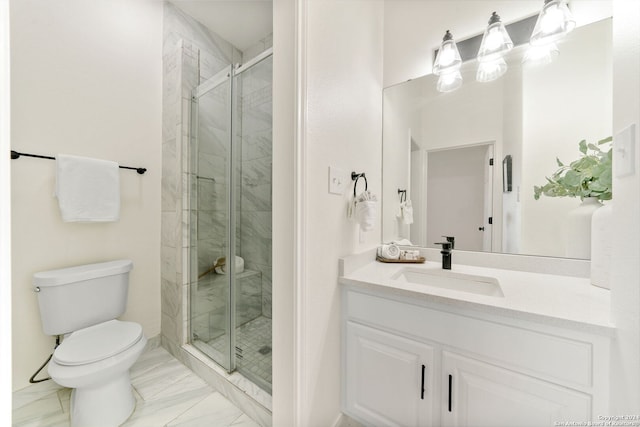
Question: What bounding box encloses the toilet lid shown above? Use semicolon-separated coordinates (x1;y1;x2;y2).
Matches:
53;320;143;366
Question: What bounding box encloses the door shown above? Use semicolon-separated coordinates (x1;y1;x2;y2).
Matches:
344;322;435;427
441;352;591;427
426;144;493;252
189;65;236;372
482;145;494;251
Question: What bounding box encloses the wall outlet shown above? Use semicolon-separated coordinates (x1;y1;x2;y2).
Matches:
329;167;347;195
614;124;636;178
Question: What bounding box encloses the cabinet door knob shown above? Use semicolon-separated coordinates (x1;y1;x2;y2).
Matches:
421;364;426;400
478;226;485;231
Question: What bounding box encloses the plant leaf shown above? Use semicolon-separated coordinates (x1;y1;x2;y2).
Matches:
579;139;588;154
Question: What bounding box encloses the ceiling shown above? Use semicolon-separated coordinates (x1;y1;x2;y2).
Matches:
171;0;273;52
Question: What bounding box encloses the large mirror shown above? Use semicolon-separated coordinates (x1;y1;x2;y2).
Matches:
382;17;612;259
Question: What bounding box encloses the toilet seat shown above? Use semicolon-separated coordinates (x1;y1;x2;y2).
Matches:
53;320;143;366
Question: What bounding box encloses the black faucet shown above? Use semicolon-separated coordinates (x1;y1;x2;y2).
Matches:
434;242;453;270
442;235;455;250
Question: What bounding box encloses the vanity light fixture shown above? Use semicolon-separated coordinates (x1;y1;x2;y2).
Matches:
433;30;462;76
529;0;576;46
434;30;463;93
476;12;513;82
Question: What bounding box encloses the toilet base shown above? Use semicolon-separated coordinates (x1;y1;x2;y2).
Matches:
70;372;136;427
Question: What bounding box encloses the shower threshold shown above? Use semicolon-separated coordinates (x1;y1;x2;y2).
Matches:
194;315;272;394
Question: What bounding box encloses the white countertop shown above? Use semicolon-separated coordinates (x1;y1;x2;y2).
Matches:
339;257;614;335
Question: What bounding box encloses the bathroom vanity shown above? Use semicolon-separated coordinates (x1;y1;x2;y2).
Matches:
339;251;613;427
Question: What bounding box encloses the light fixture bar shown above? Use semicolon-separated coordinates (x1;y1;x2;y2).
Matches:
434;13;539;64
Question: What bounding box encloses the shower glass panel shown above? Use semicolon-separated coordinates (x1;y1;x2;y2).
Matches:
234;54;272;392
190;65;234;373
189;52;272;394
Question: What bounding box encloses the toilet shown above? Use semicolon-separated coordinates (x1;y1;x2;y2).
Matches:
33;260;147;427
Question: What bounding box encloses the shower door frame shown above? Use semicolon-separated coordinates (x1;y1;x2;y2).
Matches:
189;48;273;379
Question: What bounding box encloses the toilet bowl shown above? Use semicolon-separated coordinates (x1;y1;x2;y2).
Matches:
33;260;147;427
48;320;147;427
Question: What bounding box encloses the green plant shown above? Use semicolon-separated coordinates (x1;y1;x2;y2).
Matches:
533;136;613;201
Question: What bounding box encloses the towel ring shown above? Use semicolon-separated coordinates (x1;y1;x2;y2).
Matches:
398;189;407;203
351;172;367;197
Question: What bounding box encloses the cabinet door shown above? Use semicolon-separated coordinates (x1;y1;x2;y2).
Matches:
344;321;435;427
441;352;591;427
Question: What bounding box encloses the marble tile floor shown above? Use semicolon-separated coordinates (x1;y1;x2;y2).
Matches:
12;345;262;427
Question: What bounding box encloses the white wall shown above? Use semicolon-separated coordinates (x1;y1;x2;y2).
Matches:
610;0;640;413
10;0;162;391
1;0;12;421
271;0;297;423
302;0;384;425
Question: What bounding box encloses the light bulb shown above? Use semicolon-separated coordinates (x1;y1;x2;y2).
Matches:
530;0;576;46
476;57;508;82
523;42;559;65
477;12;513;63
437;70;463;93
433;30;462;75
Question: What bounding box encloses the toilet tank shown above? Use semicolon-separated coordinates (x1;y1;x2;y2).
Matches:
33;260;133;335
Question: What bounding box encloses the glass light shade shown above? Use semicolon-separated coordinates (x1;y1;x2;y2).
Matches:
476;57;508;82
530;0;576;46
437;70;463;93
433;31;462;75
523;42;559;65
477;12;514;62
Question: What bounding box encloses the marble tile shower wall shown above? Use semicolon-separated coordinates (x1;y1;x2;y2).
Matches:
162;1;241;351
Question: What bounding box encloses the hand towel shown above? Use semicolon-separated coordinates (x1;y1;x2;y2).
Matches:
55;154;120;222
355;200;377;232
401;200;414;225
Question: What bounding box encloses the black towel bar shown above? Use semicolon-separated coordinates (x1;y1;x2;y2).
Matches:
10;150;147;174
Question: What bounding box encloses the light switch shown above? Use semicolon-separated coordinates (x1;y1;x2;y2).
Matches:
329;167;347;195
614;124;636;178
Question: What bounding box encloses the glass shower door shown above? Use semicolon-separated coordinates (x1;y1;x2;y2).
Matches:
233;54;273;392
189;65;236;372
188;50;273;394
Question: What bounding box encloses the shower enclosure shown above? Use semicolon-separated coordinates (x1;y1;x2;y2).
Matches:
189;49;272;393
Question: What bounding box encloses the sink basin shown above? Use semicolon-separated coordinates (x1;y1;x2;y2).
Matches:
391;268;504;297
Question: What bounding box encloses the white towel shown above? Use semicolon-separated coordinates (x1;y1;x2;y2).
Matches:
355;200;377;232
401;200;414;225
55;154;120;222
213;256;245;275
377;244;400;260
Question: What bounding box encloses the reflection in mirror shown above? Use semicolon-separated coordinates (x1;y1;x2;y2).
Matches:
382;17;612;259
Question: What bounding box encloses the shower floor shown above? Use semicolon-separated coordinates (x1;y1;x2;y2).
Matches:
197;315;272;391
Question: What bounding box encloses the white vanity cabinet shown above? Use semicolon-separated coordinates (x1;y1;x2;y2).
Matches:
345;321;435;426
341;285;611;427
441;352;591;427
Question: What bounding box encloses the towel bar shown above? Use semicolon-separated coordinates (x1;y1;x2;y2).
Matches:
10;150;147;174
